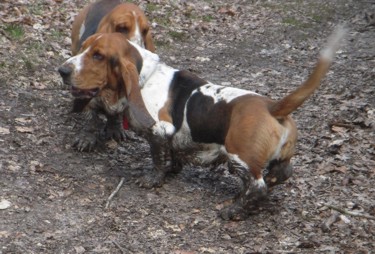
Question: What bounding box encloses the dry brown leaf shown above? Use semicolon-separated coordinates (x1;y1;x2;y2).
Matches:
15;126;34;133
331;125;348;134
15;117;31;124
0;127;10;135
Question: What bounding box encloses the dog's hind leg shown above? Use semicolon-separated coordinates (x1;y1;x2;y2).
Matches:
220;158;267;221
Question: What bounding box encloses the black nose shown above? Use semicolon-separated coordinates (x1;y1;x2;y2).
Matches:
58;65;73;78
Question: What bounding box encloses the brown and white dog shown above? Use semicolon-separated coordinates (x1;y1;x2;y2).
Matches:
71;0;155;55
58;27;345;220
66;0;155;151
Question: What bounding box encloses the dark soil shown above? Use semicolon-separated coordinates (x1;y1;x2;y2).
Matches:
1;0;374;253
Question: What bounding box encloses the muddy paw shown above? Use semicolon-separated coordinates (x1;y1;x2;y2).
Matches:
265;161;293;187
136;170;166;189
219;203;248;221
103;124;126;142
73;133;98;152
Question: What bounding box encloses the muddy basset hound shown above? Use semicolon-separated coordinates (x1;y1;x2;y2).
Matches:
58;27;345;220
71;0;155;55
67;0;155;151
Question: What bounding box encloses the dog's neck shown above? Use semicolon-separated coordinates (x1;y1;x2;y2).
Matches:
128;41;160;87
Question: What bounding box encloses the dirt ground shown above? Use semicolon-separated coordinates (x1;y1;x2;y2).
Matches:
1;0;374;253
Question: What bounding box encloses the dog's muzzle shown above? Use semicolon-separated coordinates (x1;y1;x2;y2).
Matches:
70;86;100;98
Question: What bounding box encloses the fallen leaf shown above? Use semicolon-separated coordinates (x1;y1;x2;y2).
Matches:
15;117;32;124
329;139;345;147
15;126;34;133
0;231;10;238
0;199;11;210
0;127;10;135
331;125;348;135
339;214;350;224
74;246;86;254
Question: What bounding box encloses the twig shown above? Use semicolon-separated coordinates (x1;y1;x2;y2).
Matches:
105;177;125;209
112;240;127;254
323;203;375;220
328;121;355;129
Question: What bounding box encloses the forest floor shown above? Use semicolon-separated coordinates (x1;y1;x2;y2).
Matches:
0;0;374;253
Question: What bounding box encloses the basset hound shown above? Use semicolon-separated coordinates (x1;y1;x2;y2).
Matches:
71;0;155;55
67;0;155;151
58;27;345;220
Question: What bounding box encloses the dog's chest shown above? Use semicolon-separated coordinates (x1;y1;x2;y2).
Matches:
89;96;127;115
141;65;176;120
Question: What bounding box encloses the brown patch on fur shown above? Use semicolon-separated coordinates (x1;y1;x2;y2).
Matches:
158;99;173;123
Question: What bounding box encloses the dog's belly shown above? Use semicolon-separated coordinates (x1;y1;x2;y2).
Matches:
172;137;227;166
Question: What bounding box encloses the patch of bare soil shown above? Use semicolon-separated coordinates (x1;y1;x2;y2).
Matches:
0;0;374;253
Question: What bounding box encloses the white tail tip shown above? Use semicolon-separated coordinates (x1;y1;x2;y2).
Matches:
320;25;347;62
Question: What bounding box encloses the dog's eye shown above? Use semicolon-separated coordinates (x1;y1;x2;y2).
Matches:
93;52;104;61
116;25;129;34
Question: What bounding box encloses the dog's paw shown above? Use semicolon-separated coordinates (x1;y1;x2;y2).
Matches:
265;161;293;187
73;133;98;152
219;203;248;221
103;124;126;142
136;170;166;189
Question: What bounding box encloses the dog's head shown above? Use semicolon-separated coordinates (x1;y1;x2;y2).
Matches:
58;33;155;129
97;3;155;52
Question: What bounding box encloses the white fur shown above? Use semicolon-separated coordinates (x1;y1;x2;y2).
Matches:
196;83;259;103
320;25;346;62
65;46;90;73
79;22;85;40
271;128;289;160
128;41;160;85
129;12;143;48
141;64;177;119
152;121;175;138
255;178;266;187
196;144;225;164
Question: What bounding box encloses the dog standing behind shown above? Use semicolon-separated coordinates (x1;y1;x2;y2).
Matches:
58;26;345;220
65;0;155;151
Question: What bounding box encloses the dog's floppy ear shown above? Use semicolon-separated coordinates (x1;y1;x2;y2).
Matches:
120;58;155;129
144;29;155;52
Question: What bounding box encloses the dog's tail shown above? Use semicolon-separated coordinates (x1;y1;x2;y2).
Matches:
269;26;346;118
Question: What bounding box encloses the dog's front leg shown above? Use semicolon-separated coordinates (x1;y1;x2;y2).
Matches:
73;110;102;151
220;160;267;221
102;114;126;141
137;135;172;188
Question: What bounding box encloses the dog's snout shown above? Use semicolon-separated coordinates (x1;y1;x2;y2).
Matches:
58;65;73;79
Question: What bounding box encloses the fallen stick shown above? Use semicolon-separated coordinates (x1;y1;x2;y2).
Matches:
105;177;125;209
112;240;127;254
323;203;375;220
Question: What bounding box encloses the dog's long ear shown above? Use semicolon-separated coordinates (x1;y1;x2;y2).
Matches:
144;28;155;52
120;58;155;129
